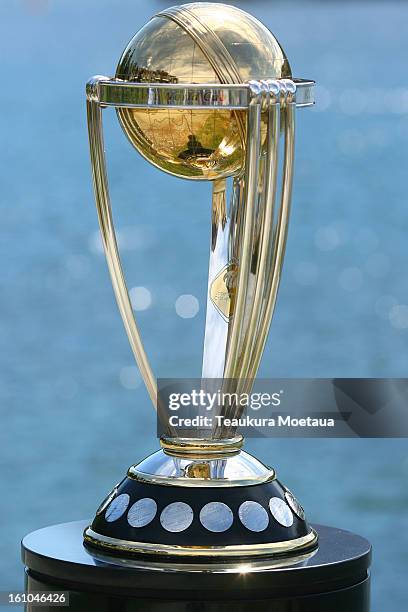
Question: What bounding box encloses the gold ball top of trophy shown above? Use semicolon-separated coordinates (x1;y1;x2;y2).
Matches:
116;3;291;180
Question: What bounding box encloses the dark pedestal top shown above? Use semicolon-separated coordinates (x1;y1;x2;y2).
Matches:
22;521;371;600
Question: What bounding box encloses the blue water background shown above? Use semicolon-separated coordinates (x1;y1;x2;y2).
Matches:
0;0;407;608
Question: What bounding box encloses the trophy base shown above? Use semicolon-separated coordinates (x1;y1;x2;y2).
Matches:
84;448;318;561
22;521;371;611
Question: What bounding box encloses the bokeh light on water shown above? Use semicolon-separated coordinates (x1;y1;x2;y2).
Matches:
175;294;200;319
129;286;152;311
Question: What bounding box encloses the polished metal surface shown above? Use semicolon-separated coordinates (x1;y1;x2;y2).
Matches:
160;435;243;456
160;502;194;532
115;3;290;181
86;77;160;418
96;483;119;516
86;2;313;443
84;526;318;558
238;501;269;533
97;79;314;110
86;2;316;559
87;543;317;572
105;494;130;523
208;79;297;439
218;83;262;388
127;498;157;528
199;502;234;533
246;83;296;384
127;449;275;487
285;490;306;521
87;71;310;433
269;497;294;528
201;179;232;379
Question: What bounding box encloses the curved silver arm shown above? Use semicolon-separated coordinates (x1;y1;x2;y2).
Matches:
86;75;307;443
211;79;297;438
247;81;296;381
86;77;158;412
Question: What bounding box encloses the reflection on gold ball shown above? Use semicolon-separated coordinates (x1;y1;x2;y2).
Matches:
116;3;291;180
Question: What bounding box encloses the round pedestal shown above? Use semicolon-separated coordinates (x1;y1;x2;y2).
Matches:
22;520;371;611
